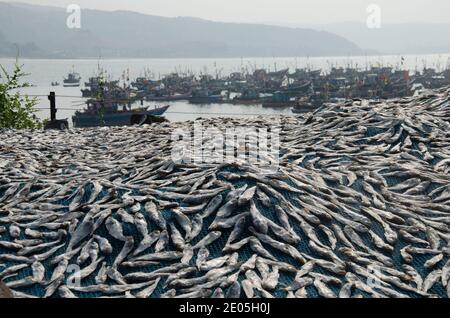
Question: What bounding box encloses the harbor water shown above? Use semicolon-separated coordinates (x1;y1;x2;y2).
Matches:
1;54;449;123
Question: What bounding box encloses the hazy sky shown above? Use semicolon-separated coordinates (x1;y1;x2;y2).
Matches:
6;0;450;24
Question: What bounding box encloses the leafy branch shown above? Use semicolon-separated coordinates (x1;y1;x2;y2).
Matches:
0;61;43;129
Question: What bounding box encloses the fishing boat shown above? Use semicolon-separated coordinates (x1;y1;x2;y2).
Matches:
262;91;297;108
188;89;223;104
291;102;317;114
230;89;262;104
63;71;81;87
51;81;60;87
279;80;312;96
290;94;330;114
262;100;297;108
146;92;191;102
72;100;169;128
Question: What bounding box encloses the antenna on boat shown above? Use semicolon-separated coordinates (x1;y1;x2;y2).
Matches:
437;55;441;72
364;53;368;71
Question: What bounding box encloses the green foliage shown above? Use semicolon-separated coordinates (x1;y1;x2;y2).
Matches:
0;62;43;129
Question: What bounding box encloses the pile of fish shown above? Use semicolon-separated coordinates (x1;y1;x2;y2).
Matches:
0;88;449;298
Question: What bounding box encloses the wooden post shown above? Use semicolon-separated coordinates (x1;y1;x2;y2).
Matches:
48;91;56;121
44;92;68;130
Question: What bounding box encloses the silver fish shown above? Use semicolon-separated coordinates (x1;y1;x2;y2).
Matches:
313;279;336;298
68;215;94;250
133;231;160;256
192;231;222;250
113;236;134;267
95;262;108;285
67;257;104;282
424;254;444;269
169;223;186;250
94;235;113;255
186;214;203;242
59;286;78;298
31;261;45;283
105;216;127;242
422;269;442;293
144;201;167;230
135;278;161;298
154;230;169;252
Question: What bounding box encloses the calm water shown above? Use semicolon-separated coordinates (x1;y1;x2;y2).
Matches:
1;54;449;124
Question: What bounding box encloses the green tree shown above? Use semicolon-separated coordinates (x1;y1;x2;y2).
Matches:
0;61;43;129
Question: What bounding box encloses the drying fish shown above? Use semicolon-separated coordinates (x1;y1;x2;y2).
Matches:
192;231;222;250
144;201;167;230
171;209;192;238
169;224;186;250
94;235;113;255
67;257;104;283
314;279;337;298
0;89;450;298
67;215;94;250
339;282;354;298
238;186;257;206
9;224;21;238
187;214;203;242
201;195;223;219
424;254;444;269
59;286;78;298
135;278;161;298
154;230;169;252
113;236;134;267
31;261;45;283
105;217;127;242
133;231;160;256
249;200;269;234
195;247;210;269
422;269;442;293
95;262;108;285
117;209;135;224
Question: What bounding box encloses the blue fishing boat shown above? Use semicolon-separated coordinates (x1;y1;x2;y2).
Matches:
72;101;169;128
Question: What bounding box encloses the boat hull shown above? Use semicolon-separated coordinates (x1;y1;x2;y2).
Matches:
188;96;223;104
228;98;263;105
72;106;169;128
146;94;190;101
291;106;317;114
63;83;81;87
262;101;297;108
